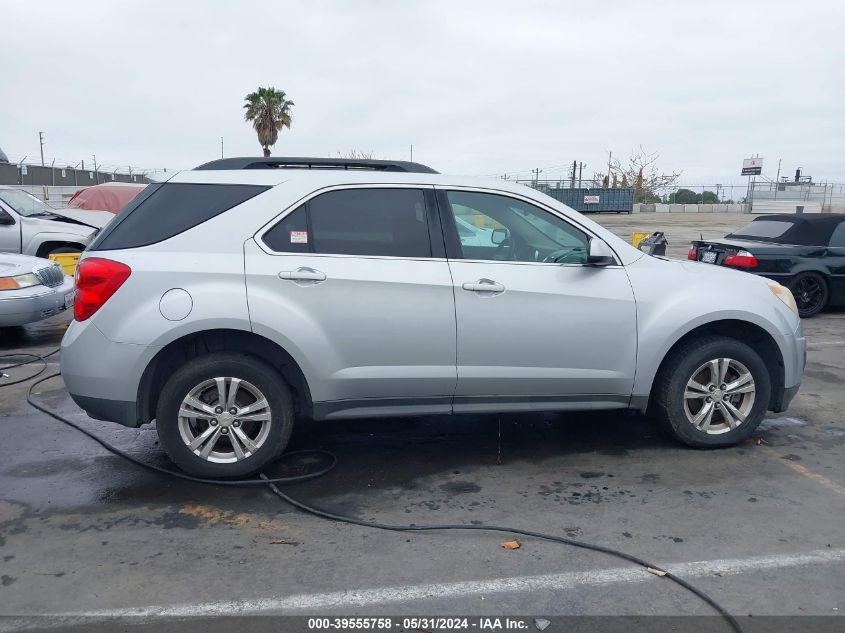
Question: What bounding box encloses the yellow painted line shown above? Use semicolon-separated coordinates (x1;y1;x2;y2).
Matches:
757;444;845;497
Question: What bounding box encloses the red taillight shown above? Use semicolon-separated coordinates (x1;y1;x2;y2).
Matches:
687;244;698;260
74;257;131;321
724;250;758;268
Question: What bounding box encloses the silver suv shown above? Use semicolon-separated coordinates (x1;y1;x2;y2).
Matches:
60;157;806;478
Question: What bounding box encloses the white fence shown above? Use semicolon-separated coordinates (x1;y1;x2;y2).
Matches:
633;203;750;214
3;185;87;208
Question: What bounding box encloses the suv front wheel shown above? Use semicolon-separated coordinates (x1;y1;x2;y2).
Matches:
652;336;771;447
156;352;294;478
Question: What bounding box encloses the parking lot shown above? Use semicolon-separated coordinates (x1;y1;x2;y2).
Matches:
1;213;843;630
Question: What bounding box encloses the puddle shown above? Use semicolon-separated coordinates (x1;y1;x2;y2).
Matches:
759;417;808;430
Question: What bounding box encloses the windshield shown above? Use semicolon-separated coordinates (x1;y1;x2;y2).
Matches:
729;220;793;239
0;189;55;217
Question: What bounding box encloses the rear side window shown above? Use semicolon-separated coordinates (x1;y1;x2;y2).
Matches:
262;188;431;258
91;183;269;250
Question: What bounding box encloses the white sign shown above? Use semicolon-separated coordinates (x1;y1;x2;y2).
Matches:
584;195;600;204
290;230;308;244
741;157;763;176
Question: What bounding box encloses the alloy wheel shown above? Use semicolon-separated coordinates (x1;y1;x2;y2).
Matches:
794;276;824;314
177;377;272;463
683;358;756;435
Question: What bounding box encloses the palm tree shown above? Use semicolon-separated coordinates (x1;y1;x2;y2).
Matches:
243;87;294;157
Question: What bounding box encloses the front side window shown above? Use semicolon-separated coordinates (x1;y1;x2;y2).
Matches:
444;191;589;264
263;188;431;258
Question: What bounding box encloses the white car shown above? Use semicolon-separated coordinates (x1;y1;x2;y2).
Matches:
453;215;497;246
0;253;74;326
59;156;805;478
0;186;112;257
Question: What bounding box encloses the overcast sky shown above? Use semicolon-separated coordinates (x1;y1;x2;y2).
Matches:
2;0;844;185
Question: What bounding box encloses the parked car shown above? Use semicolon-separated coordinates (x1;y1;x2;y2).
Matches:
0;253;74;326
0;186;112;257
454;215;497;247
60;157;805;478
68;182;147;214
689;213;845;317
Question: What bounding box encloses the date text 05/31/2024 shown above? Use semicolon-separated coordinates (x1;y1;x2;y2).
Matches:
307;617;541;630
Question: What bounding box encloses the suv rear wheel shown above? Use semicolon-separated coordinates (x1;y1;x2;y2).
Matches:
156;352;294;478
652;336;771;447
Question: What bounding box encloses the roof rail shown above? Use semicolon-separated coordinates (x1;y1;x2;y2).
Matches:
194;157;438;174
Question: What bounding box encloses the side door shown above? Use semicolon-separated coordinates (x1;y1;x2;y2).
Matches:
827;220;845;304
0;203;21;253
244;186;457;418
437;188;638;411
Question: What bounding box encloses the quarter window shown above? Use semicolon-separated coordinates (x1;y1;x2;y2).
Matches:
91;183;269;250
263;188;432;258
444;191;589;264
830;222;845;248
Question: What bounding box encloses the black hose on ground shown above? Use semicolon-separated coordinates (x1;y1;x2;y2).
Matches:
5;357;741;633
0;349;58;386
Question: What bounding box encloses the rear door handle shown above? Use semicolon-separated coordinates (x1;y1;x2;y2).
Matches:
278;267;327;282
461;279;505;294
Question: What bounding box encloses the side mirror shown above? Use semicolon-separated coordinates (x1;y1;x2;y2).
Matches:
0;210;15;226
491;227;510;245
587;238;615;266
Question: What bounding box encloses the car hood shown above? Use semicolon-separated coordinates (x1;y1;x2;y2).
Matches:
641;253;773;286
48;208;113;229
0;253;51;276
20;212;100;236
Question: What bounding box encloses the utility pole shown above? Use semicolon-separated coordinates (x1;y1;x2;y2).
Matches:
607;151;612;182
410;144;413;162
571;160;577;187
578;162;583;188
93;155;99;184
39;132;45;166
532;167;542;185
221;137;224;159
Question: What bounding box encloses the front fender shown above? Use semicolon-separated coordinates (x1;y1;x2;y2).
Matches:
627;257;799;397
22;230;93;256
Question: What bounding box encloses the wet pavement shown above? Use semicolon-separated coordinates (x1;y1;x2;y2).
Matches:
1;244;844;628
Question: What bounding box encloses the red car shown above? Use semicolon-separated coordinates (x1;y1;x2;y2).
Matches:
68;182;147;214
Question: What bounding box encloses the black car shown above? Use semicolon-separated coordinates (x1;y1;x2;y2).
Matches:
689;214;845;317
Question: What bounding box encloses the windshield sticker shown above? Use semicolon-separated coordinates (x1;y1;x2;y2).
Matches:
290;230;308;244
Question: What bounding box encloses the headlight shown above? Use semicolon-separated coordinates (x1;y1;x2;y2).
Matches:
0;273;40;291
768;280;798;316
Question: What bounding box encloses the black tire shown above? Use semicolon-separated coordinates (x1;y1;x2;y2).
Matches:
652;335;771;448
787;272;828;318
156;352;294;478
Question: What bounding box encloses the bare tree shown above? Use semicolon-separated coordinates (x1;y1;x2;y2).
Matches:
608;146;681;202
335;149;376;159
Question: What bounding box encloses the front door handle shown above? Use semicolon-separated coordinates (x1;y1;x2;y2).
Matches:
462;279;505;294
279;267;327;282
